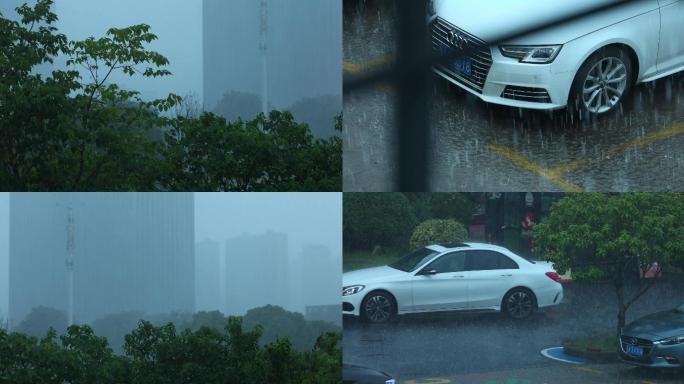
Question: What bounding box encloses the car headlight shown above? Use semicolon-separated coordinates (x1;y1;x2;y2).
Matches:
499;45;563;64
655;335;684;345
386;380;396;384
342;285;365;296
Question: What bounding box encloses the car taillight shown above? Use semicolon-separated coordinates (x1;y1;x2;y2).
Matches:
545;271;562;283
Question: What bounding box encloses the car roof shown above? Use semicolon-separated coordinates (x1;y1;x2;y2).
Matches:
426;242;511;253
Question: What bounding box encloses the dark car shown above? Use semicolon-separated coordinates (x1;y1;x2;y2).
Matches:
619;303;684;368
343;364;395;384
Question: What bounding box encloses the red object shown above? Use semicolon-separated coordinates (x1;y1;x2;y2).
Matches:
545;271;562;283
522;212;535;231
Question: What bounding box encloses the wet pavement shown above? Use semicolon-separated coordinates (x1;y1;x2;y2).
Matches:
400;363;684;384
343;0;684;192
342;279;684;382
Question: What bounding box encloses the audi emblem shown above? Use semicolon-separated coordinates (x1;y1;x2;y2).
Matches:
447;29;469;50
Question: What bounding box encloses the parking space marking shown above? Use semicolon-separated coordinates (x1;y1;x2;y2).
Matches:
607;121;684;156
490;121;684;191
346;54;684;191
487;144;585;192
573;366;603;374
343;54;395;76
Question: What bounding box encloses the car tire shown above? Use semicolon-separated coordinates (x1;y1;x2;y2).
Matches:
502;288;537;320
568;46;633;118
361;291;395;324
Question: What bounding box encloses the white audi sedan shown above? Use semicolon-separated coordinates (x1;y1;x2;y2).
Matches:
342;242;563;323
430;0;684;115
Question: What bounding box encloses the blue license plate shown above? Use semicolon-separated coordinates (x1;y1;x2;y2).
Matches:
626;345;643;357
438;44;472;76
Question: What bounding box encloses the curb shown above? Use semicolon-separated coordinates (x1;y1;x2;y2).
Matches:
562;341;618;364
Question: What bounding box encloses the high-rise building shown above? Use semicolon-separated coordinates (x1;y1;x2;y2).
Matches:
224;231;288;315
9;193;194;329
195;239;222;312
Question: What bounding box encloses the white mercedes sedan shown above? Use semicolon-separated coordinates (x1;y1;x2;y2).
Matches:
430;0;684;115
342;242;563;323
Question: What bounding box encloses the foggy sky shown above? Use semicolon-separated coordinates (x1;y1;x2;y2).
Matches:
195;193;342;259
2;0;341;116
54;0;204;102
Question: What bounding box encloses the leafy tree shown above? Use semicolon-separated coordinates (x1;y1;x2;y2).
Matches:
16;306;67;337
0;317;342;383
242;305;340;351
0;0;341;192
343;193;418;250
404;193;476;224
534;193;684;333
160;111;341;191
0;0;178;191
409;219;468;250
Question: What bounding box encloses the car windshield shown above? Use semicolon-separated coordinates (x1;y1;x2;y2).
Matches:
675;303;684;314
389;248;440;272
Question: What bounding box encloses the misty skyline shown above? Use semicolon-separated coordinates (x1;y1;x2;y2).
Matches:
0;193;341;323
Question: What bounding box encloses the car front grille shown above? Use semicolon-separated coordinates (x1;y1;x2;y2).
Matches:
502;86;552;103
431;17;492;93
620;335;654;362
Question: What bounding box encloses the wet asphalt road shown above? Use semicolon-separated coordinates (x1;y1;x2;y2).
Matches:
342;280;684;382
343;0;684;192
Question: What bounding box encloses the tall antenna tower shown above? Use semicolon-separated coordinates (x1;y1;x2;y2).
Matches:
66;207;75;326
260;0;269;116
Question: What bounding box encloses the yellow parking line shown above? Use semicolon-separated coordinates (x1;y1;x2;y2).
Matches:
343;54;395;76
490;121;684;190
488;144;585;192
607;121;684;157
573;366;602;374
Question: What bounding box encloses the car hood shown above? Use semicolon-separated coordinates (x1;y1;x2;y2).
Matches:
623;310;684;339
343;265;408;286
433;0;658;45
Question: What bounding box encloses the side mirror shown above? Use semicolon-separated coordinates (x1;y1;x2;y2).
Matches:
420;269;438;276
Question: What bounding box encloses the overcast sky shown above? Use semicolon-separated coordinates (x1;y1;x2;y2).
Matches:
0;193;341;319
54;0;204;102
195;193;342;258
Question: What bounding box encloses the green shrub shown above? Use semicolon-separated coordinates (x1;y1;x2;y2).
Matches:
410;219;468;250
344;193;417;250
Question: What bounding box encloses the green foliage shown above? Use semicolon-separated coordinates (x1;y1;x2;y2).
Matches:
242;305;340;351
409;219;469;250
343;193;418;250
0;318;341;383
0;0;341;191
16;306;67;337
344;193;476;251
534;193;684;331
161;111;341;191
404;193;476;224
534;193;684;279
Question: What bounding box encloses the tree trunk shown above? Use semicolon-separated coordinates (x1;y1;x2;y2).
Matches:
617;304;627;335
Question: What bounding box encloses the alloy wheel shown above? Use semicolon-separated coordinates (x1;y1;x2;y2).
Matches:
364;294;392;323
582;56;628;114
507;291;533;319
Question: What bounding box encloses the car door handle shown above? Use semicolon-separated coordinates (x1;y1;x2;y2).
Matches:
452;275;465;278
500;274;512;277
